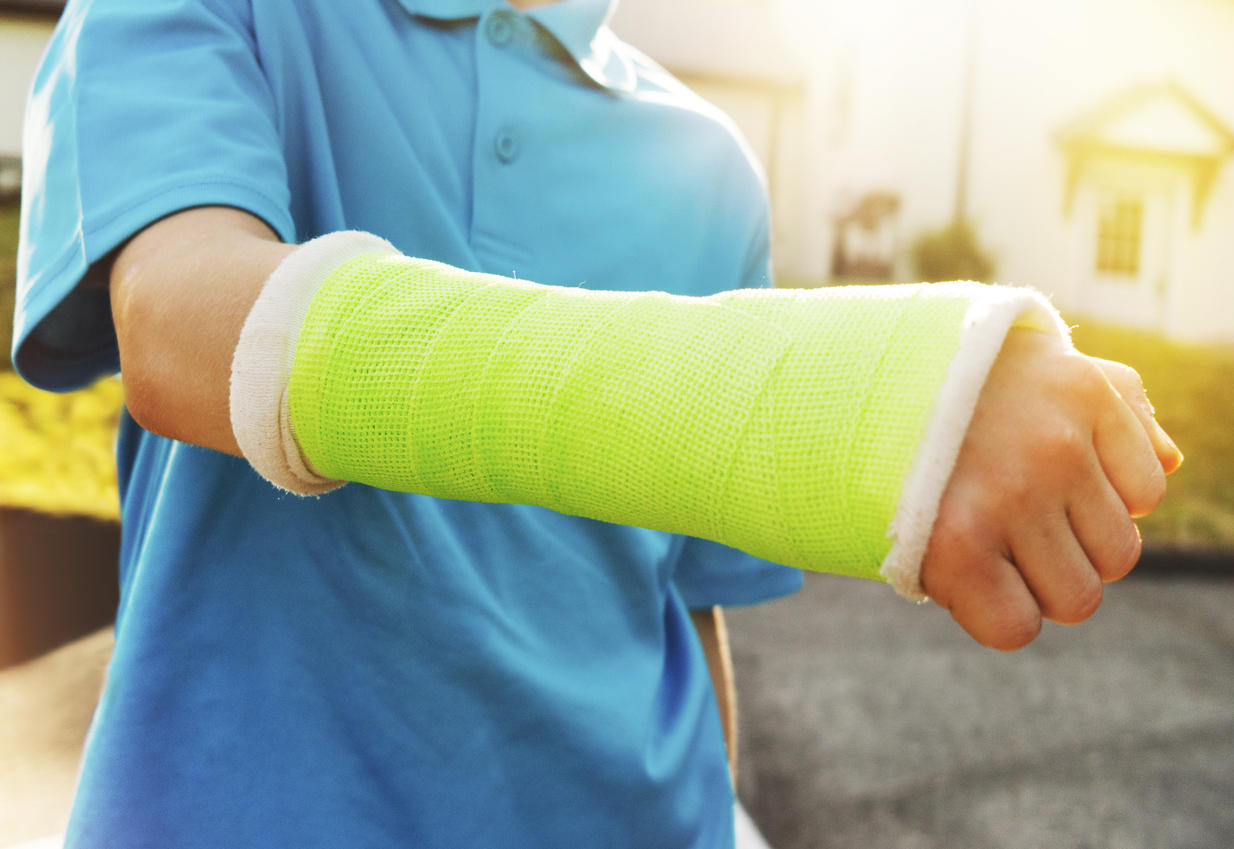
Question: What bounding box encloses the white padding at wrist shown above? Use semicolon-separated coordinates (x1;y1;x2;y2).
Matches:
230;230;400;494
879;283;1070;601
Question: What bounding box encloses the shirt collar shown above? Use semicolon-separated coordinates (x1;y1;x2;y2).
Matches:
394;0;635;92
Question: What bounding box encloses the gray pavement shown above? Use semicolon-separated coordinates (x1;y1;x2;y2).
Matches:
728;572;1234;849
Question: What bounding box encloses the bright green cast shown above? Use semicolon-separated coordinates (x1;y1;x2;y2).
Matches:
288;254;972;580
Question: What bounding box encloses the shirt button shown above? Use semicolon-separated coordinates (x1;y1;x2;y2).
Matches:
486;12;513;47
494;128;520;163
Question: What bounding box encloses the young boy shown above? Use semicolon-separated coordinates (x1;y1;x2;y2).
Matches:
15;0;1177;846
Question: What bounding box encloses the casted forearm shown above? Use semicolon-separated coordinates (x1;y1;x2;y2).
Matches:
257;241;1065;592
115;212;1071;599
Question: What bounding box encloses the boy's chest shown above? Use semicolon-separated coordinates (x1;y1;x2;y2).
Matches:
252;0;766;294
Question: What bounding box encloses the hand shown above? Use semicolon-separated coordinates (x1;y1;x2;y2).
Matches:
920;328;1182;650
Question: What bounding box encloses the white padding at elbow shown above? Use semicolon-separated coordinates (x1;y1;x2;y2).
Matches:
229;231;400;494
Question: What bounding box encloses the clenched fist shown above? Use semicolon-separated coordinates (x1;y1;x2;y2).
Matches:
922;329;1182;650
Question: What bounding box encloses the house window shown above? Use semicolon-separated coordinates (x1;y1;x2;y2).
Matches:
1096;195;1143;276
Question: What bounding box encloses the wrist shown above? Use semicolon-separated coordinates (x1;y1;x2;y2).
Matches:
229;230;400;494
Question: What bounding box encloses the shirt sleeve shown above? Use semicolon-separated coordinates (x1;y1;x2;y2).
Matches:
671;537;802;610
14;0;294;391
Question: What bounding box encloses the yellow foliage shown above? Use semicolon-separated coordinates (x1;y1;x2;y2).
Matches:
0;373;123;522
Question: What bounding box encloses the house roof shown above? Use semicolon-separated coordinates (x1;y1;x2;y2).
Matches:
1058;82;1234;227
1058;81;1234;160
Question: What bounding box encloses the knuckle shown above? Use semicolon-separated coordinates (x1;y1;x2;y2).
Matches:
1105;360;1141;392
1060;354;1108;401
1095;523;1142;581
930;495;985;553
965;582;1043;651
1142;466;1168;511
1037;421;1088;467
921;539;978;608
1050;576;1104;625
1115;364;1149;406
1125;462;1167;517
1074;356;1113;397
989;608;1043;652
997;471;1035;509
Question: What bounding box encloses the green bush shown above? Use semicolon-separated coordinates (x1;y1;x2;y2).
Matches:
911;218;996;283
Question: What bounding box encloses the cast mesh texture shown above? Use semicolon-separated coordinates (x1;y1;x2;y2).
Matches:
289;254;970;580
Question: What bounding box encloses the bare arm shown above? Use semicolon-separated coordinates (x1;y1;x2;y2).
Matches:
110;207;1181;650
691;606;738;784
110;206;294;455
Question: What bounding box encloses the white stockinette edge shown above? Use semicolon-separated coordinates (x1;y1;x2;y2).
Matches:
229;230;400;495
879;281;1072;601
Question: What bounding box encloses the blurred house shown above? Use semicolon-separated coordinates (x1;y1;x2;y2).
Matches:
615;0;1234;342
1059;83;1234;336
0;2;60;202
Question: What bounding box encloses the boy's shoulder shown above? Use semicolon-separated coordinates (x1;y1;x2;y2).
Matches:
621;38;757;139
610;33;769;192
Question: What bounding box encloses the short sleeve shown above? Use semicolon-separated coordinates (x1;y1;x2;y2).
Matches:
14;0;294;390
671;536;801;610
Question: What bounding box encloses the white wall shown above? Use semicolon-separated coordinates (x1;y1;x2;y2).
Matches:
1175;164;1234;341
0;14;55;157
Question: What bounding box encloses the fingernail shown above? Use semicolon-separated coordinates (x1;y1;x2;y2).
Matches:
1155;421;1183;466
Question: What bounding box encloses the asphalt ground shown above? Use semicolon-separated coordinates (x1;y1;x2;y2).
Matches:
728;569;1234;849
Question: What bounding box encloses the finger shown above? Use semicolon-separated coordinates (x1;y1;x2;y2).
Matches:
1067;466;1142;583
1009;512;1104;626
1092;358;1183;474
1089;366;1167;517
922;519;1043;651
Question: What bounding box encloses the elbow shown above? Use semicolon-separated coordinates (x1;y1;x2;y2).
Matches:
110;265;244;456
104;206;287;456
117;353;171;439
112;276;177;441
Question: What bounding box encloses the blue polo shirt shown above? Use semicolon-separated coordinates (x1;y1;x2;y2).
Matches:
16;0;801;846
